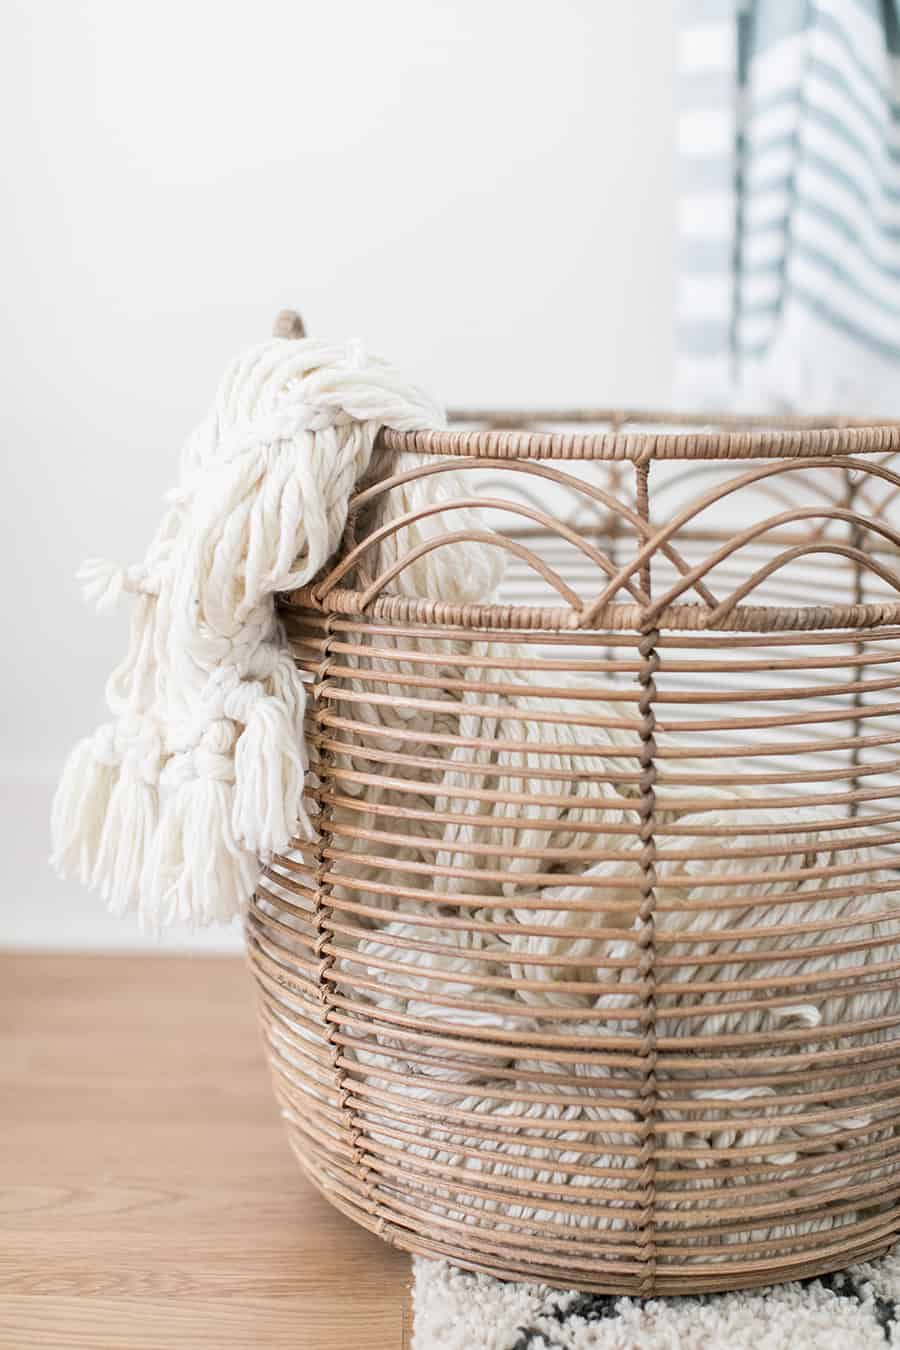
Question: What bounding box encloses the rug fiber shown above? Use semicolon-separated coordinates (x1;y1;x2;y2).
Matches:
413;1249;900;1348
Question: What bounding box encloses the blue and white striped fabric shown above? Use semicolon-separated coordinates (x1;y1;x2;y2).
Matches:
676;0;900;413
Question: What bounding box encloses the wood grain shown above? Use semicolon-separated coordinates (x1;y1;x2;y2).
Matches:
0;953;412;1349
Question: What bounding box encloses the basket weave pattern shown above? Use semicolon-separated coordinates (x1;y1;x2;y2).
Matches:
247;414;900;1295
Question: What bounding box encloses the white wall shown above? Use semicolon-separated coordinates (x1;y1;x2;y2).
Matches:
0;0;675;949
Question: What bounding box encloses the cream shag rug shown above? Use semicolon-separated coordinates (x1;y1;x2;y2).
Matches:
412;1250;900;1348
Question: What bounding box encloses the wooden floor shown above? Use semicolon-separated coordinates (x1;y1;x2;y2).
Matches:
0;953;412;1349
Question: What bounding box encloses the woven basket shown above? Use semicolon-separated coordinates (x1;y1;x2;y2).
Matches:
247;386;900;1296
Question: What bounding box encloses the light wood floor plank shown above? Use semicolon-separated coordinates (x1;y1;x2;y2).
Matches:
0;953;412;1349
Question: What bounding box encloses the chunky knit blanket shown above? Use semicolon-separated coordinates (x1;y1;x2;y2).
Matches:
50;334;499;926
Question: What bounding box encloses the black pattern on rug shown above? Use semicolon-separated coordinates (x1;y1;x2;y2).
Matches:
812;1270;900;1341
503;1274;900;1348
508;1294;620;1350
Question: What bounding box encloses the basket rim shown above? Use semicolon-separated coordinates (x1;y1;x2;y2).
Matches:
294;412;900;634
380;414;900;463
284;587;900;635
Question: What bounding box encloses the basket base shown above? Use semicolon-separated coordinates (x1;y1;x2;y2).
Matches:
285;1134;900;1299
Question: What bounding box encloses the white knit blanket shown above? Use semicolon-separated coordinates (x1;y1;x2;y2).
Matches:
50;335;499;927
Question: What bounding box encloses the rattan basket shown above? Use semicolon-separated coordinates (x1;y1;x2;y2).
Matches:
247;347;900;1296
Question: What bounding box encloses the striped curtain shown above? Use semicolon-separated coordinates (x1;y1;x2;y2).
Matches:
676;0;900;414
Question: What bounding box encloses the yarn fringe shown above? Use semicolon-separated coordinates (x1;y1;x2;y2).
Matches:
50;728;119;887
94;764;159;917
232;695;311;855
52;334;453;927
140;778;257;929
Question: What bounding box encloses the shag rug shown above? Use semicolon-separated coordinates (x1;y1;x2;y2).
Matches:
412;1249;900;1348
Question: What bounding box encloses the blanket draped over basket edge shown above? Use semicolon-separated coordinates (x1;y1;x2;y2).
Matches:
676;0;900;413
50;336;501;928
